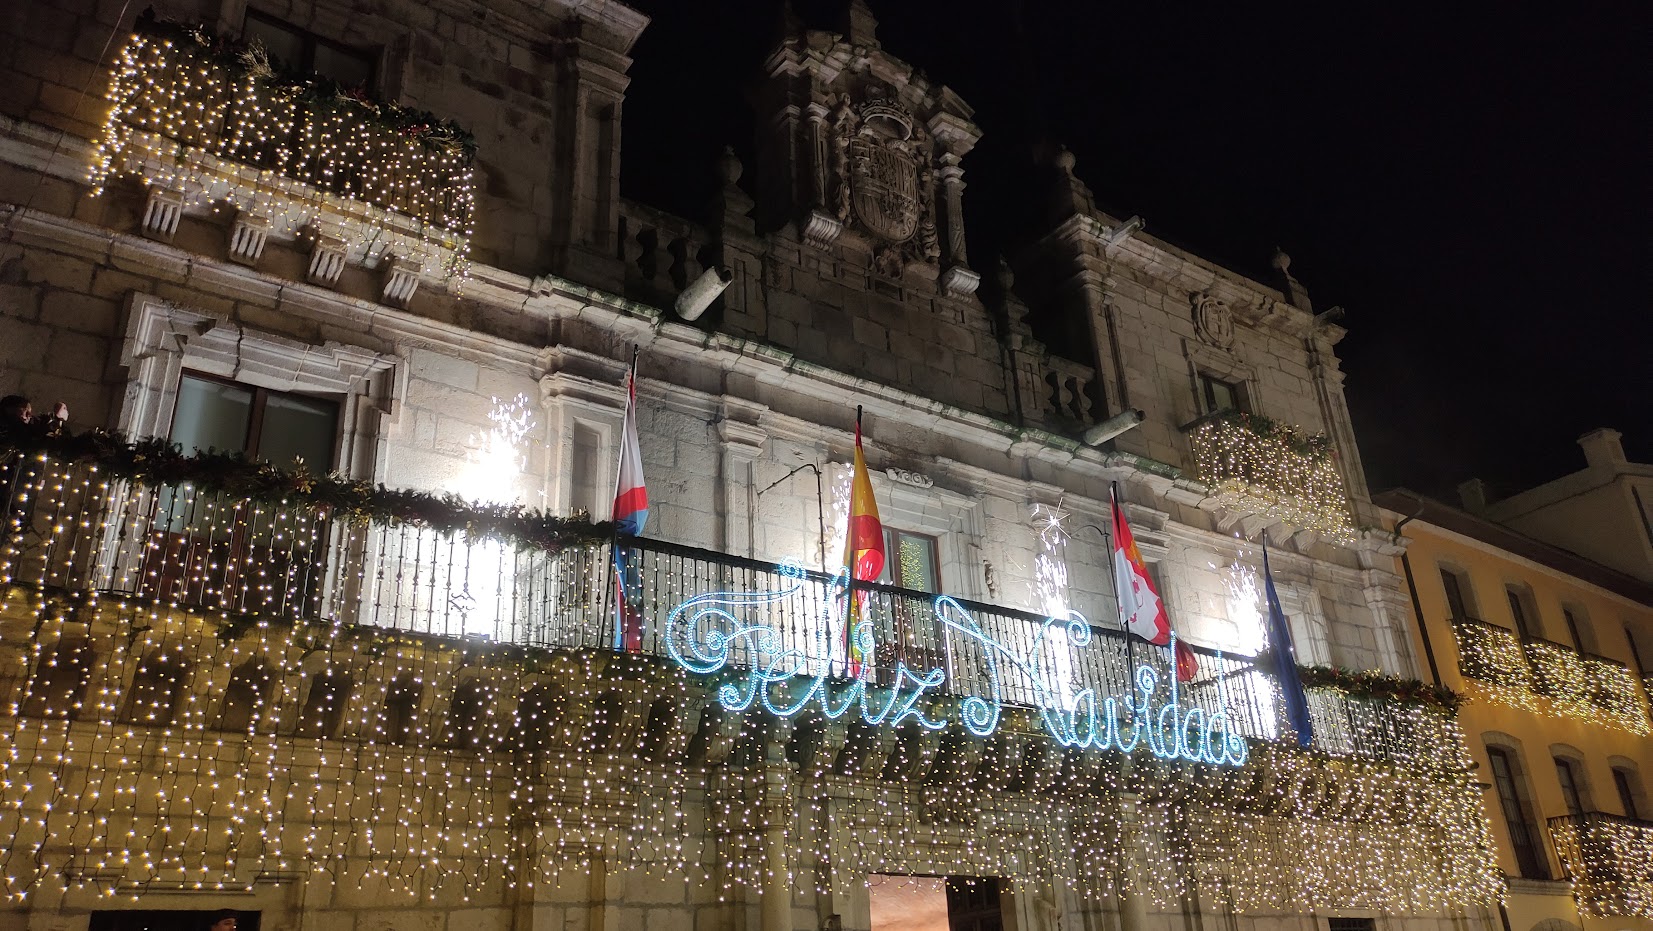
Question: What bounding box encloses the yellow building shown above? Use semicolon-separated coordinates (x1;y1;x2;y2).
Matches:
1378;489;1653;931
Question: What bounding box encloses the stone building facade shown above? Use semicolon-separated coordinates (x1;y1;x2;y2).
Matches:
1;0;1502;930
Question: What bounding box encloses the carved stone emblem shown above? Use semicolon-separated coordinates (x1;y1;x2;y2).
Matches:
1192;291;1235;349
828;91;940;275
849;129;920;242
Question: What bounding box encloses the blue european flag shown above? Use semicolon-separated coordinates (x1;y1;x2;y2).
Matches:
1263;542;1314;749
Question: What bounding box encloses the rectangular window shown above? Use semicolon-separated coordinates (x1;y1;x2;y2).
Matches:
1198;373;1246;415
1488;746;1548;879
1327;920;1376;931
153;373;339;614
1440;567;1470;620
1615;768;1642;821
881;528;941;593
1555;758;1584;816
171;372;339;471
1506;587;1539;640
244;10;377;91
1627;625;1647;677
1562;607;1587;653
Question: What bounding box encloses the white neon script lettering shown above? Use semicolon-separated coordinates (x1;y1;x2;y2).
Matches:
663;561;1248;766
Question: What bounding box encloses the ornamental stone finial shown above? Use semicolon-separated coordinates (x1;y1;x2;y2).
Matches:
1055;145;1077;175
1271;247;1291;272
718;145;743;187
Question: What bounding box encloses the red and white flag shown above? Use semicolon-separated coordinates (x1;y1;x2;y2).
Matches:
1112;485;1197;681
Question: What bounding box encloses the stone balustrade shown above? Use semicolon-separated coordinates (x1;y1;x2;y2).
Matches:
1185;411;1355;542
89;18;475;278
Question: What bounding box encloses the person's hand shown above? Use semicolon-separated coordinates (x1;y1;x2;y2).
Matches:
49;402;67;421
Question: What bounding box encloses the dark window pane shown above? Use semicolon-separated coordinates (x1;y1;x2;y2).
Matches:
1488;747;1548;879
1441;568;1468;619
171;376;253;455
314;42;374;89
1563;609;1585;652
257;391;338;471
1507;588;1535;639
1555;758;1583;816
1616;769;1641;820
243;14;306;71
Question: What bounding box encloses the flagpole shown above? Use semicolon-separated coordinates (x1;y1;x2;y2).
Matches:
610;347;639;526
1109;481;1138;691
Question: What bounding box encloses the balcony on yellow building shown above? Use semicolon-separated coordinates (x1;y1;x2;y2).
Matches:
1549;811;1653;919
1186;411;1355;544
88;16;476;277
1448;616;1650;734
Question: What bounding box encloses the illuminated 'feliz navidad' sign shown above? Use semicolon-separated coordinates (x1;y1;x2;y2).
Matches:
664;561;1251;767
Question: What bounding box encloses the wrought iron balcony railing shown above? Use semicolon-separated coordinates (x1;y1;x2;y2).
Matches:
1450;616;1533;691
1448;616;1647;733
1549;812;1653;919
1185;411;1354;542
0;446;1449;766
1524;637;1649;734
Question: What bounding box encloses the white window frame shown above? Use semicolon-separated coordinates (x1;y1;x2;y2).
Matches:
118;294;402;484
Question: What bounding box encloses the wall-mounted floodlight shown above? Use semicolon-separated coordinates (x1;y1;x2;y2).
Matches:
1083;408;1145;446
675;265;734;321
1103;216;1145;246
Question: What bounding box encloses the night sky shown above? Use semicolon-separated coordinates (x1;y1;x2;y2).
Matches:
618;0;1646;500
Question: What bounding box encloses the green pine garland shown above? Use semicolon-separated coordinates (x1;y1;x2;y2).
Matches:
1297;662;1463;715
135;13;478;156
1;426;611;553
1210;410;1335;461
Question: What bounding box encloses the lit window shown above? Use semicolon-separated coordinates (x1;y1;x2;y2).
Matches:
880;528;940;593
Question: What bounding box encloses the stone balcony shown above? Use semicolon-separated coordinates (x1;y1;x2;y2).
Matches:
1450;618;1649;734
88;17;476;279
1549;812;1653;918
1185;411;1355;545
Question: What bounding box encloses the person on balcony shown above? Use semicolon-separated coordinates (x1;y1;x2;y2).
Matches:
0;395;68;437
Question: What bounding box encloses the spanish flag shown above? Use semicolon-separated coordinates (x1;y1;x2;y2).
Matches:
842;406;884;676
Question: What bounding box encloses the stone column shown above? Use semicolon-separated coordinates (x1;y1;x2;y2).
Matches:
718;400;769;559
938;154;968;269
1305;330;1377;526
1116;795;1152;931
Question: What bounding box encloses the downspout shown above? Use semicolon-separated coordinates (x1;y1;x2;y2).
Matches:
1393;502;1443;688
